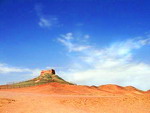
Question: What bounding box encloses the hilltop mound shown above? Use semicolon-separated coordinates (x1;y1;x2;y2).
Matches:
0;69;72;89
16;69;73;86
32;69;72;84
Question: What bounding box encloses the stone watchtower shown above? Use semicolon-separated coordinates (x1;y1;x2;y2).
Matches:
40;69;55;76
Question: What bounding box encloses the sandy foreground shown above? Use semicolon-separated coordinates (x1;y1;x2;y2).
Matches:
0;83;150;113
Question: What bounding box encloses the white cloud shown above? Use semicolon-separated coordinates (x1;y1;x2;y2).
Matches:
0;63;40;76
61;33;73;40
58;33;91;52
38;17;58;28
38;17;51;28
35;4;58;28
58;33;150;90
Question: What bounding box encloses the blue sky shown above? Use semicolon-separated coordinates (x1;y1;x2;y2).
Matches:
0;0;150;90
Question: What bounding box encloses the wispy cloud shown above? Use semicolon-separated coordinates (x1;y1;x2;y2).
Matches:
58;33;91;52
38;17;58;28
58;33;150;90
0;63;40;76
35;4;58;28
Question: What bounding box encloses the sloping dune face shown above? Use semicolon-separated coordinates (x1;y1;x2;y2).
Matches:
0;83;150;113
2;83;148;96
5;83;147;95
98;84;145;95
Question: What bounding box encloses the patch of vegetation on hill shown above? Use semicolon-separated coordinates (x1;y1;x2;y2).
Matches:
0;72;73;89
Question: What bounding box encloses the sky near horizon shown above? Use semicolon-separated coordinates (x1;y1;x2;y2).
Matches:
0;0;150;90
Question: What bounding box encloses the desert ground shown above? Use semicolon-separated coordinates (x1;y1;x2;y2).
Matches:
0;83;150;113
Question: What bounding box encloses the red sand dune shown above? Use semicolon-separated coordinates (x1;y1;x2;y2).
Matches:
2;82;147;95
0;83;150;113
